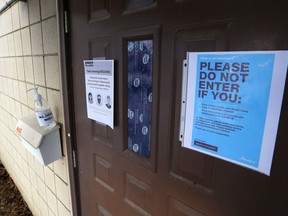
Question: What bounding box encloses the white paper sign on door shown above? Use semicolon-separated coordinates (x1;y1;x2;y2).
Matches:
83;60;114;129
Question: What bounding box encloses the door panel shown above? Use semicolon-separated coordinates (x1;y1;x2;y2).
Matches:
96;204;112;216
94;155;114;191
171;23;229;190
89;0;111;22
68;0;288;215
123;0;157;14
124;173;152;214
168;197;207;216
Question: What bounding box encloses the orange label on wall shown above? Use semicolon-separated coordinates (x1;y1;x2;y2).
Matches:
16;127;22;134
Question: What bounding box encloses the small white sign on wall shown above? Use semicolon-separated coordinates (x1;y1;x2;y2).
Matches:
83;60;114;129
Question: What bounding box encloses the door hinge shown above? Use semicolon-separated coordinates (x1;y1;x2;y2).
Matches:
64;10;69;33
72;150;77;168
179;59;188;143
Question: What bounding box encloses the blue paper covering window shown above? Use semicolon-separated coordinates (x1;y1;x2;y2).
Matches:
127;40;153;158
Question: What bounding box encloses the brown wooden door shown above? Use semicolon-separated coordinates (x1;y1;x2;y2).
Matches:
68;0;288;215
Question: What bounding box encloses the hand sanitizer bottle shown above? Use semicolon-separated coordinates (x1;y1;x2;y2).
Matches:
27;87;56;130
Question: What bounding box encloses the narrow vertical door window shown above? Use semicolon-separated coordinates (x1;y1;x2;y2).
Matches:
127;40;153;158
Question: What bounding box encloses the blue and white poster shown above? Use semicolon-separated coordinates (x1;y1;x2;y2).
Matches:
181;51;288;175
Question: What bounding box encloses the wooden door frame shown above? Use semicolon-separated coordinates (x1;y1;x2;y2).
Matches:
57;0;81;215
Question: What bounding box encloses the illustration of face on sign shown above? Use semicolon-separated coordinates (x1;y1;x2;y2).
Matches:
97;94;102;105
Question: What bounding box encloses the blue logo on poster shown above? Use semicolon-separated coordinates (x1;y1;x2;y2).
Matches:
191;54;275;167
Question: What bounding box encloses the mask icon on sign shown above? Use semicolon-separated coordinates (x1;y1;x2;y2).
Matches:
106;95;111;109
88;92;93;104
97;94;102;105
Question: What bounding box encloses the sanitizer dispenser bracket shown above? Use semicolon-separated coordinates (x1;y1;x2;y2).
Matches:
16;114;62;166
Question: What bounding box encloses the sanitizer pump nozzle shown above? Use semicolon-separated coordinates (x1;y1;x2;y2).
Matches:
27;87;56;130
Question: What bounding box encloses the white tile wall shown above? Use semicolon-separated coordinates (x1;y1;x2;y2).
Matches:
7;79;13;96
42;17;58;54
37;176;47;200
21;27;32;55
2;36;9;56
33;56;45;86
49;208;57;216
0;1;72;216
55;175;70;209
8;34;16;56
14;100;22;119
14;30;23;56
46;186;58;215
28;0;41;24
11;3;20;30
16;57;25;81
31;23;43;55
44;166;56;193
10;57;17;79
39;196;49;216
29;166;38;188
13;79;20;101
45;55;60;90
23;56;34;83
1;9;12;34
41;0;56;19
18;81;28;104
47;88;63;124
58;200;71;216
19;1;29;28
0;38;2;56
0;16;2;36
